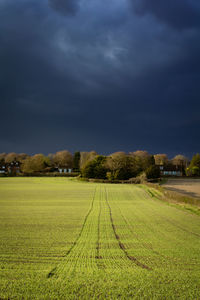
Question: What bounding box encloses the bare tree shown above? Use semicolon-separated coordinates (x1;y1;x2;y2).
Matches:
21;154;50;173
105;152;136;180
129;150;149;159
154;154;168;165
106;152;127;171
80;151;97;169
18;153;29;162
129;150;154;171
5;152;18;163
172;154;189;168
53;150;73;168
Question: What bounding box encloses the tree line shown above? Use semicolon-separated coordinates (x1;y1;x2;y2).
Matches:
0;150;199;179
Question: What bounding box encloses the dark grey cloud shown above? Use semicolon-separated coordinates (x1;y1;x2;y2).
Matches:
131;0;200;30
0;0;200;157
48;0;79;16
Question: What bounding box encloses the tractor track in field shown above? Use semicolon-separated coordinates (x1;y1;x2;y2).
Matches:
96;191;102;260
117;204;167;260
126;187;200;267
47;187;97;278
95;189;105;269
116;202;186;267
122;189;181;264
162;217;200;238
143;188;200;239
104;188;152;271
110;189;166;266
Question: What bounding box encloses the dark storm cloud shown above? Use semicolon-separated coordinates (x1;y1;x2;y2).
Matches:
0;0;200;157
48;0;79;16
131;0;200;30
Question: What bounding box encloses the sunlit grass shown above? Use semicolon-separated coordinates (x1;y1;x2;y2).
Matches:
0;178;200;299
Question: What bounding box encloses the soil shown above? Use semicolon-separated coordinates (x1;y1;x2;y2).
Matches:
163;178;200;199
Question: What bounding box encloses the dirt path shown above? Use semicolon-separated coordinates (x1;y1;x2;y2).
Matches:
163;178;200;198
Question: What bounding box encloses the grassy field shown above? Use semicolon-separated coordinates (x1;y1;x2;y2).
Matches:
0;178;200;299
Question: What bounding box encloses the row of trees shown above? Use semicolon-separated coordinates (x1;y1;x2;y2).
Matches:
0;150;99;174
81;152;200;179
81;151;160;180
0;151;74;174
1;150;198;179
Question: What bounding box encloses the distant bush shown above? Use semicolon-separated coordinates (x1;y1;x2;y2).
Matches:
186;166;200;176
145;165;160;179
105;152;139;180
78;177;89;182
186;153;200;176
128;177;141;184
88;178;123;184
17;172;79;177
81;156;107;179
21;154;51;173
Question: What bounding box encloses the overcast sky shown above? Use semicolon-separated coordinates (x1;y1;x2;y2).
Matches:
0;0;200;158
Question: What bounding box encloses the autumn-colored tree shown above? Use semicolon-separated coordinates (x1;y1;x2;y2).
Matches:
18;153;29;162
105;152;137;180
106;152;127;171
33;154;50;171
80;151;97;169
172;155;189;168
53;150;73;168
130;150;149;159
129;150;154;172
5;152;18;163
21;154;50;173
154;154;168;165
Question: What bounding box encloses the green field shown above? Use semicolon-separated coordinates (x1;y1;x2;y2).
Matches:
0;178;200;299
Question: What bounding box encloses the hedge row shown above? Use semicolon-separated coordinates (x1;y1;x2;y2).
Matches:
0;172;79;177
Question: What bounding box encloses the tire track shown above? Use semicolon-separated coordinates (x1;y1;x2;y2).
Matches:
95;188;105;269
115;198;183;268
140;186;200;238
121;188;180;263
96;189;101;260
104;187;152;271
127;186;200;267
161;216;200;238
47;187;97;278
116;203;166;259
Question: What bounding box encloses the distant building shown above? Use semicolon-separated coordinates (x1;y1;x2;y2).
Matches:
0;165;6;174
7;161;21;174
58;168;73;173
159;165;182;176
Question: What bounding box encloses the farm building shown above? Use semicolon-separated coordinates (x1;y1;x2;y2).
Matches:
7;161;21;174
0;165;6;174
159;165;183;176
58;168;72;174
